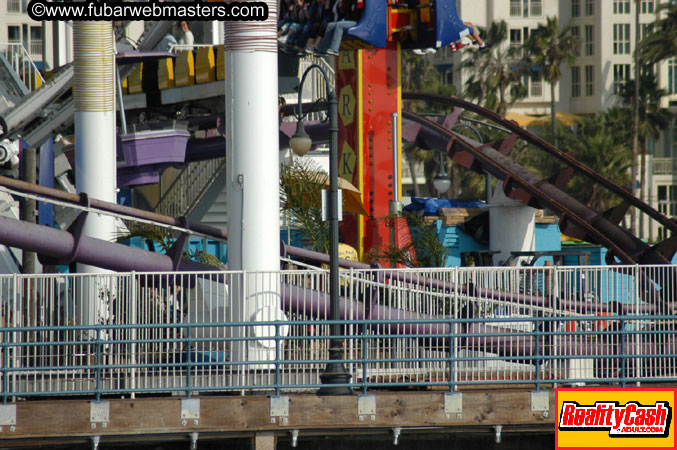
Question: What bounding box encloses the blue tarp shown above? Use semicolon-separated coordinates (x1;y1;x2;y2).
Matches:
403;198;487;216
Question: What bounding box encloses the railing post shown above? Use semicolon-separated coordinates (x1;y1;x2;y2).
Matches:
450;267;458;391
550;265;559;388
621;264;639;387
634;264;641;386
534;315;541;391
186;323;193;398
274;323;281;397
130;271;137;399
447;315;454;392
95;327;102;401
619;314;626;388
11;273;17;400
2;328;8;404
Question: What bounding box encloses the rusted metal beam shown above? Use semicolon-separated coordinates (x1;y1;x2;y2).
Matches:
0;175;227;241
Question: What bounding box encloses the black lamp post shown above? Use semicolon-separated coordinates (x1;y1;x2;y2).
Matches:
289;64;352;395
433;152;451;195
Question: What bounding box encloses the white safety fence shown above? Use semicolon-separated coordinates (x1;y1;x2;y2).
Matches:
0;42;44;92
0;264;674;397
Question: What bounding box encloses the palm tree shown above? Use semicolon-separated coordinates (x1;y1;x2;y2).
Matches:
461;21;528;116
638;3;677;65
401;49;456;197
531;113;633;212
522;16;579;148
619;71;673;238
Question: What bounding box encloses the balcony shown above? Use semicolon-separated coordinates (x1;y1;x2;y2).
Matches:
29;39;42;57
654;158;677;176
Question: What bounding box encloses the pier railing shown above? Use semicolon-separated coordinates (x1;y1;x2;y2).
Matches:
0;264;675;399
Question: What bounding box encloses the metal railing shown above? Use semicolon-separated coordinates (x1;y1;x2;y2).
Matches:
29;40;42;57
169;44;214;53
530;0;543;17
653;158;677;175
0;264;675;399
154;157;226;219
509;2;521;17
0;42;45;92
530;81;543;98
658;200;677;217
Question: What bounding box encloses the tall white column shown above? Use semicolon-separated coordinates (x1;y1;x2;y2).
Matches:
489;186;536;266
73;22;117;331
224;3;284;366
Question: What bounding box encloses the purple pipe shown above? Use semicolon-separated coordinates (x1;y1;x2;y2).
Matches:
280;283;450;336
281;284;367;320
281;282;677;361
281;242;371;270
0;215;212;273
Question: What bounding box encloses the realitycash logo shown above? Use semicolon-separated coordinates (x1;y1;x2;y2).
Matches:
556;388;676;449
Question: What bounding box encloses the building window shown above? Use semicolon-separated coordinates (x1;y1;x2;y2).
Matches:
642;0;655;14
585;65;594;96
510;0;521;17
657;185;677;217
585;0;594;16
613;24;631;55
29;26;42;57
613;0;631;14
613;64;631;94
7;26;21;44
572;0;580;17
641;23;654;41
669;59;677;94
530;71;543;97
7;0;21;13
510;0;542;18
571;26;581;57
445;70;454;86
585;25;594;56
572;66;581;97
510;28;522;52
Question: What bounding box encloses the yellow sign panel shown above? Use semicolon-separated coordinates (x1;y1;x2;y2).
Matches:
339;142;357;182
338;84;355;127
338;50;356;70
556;388;675;449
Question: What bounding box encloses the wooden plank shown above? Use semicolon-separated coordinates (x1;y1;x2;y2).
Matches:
0;390;556;443
438;208;485;217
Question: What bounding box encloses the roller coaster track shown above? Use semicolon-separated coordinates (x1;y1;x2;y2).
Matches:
401;92;677;266
1;20;174;145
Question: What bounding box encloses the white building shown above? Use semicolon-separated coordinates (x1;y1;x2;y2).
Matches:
429;0;676;241
0;0;58;71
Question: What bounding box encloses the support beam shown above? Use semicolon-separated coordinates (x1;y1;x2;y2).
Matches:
254;431;276;450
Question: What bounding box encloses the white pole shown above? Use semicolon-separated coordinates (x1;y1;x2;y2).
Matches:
224;3;284;367
489;186;536;266
73;21;117;333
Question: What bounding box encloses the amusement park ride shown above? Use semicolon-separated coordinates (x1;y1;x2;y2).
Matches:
326;0;677;266
0;3;675;447
0;0;675;270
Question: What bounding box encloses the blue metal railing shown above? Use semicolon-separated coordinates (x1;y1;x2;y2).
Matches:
0;314;675;402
